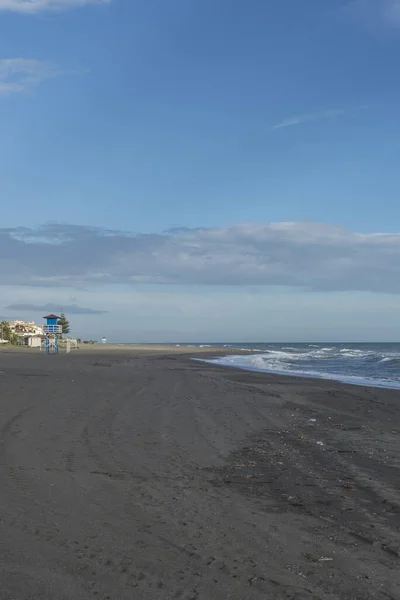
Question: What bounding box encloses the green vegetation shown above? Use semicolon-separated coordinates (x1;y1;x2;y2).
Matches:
0;320;18;345
57;313;70;337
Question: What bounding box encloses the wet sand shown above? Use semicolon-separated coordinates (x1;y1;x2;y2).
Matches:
0;347;399;599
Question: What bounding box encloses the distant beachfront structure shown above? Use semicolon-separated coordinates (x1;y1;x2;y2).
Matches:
8;320;45;346
42;314;62;355
1;315;78;352
11;320;43;337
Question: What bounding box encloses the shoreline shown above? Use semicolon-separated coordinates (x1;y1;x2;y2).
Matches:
194;356;400;392
2;342;399;390
0;343;257;355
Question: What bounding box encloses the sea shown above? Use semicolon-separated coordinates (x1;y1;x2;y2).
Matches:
184;342;400;391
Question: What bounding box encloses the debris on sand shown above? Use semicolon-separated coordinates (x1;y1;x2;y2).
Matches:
319;557;334;562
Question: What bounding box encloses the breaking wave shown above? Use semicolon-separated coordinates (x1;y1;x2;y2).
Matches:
198;343;400;390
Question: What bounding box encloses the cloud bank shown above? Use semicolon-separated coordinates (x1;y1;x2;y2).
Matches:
0;58;61;95
1;222;400;293
0;0;109;13
5;303;108;315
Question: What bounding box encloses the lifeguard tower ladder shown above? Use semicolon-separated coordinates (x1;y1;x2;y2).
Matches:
43;314;62;355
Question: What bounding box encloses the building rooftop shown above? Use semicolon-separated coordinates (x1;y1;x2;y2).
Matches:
43;314;60;320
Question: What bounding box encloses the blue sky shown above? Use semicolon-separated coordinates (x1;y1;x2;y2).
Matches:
1;0;400;342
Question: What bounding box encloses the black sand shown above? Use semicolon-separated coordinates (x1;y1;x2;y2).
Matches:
0;347;399;599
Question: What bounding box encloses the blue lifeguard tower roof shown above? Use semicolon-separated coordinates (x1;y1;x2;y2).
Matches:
43;314;60;325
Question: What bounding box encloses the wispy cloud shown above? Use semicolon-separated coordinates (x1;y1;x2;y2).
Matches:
0;0;110;13
272;109;345;130
347;0;400;29
0;58;61;96
5;303;108;315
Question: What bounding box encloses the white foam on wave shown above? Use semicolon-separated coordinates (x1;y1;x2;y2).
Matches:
379;355;400;364
196;350;400;390
339;348;375;358
258;347;337;362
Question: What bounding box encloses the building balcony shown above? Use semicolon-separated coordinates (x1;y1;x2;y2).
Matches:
43;324;63;334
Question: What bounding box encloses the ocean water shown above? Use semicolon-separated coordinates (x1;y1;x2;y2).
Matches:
189;343;400;390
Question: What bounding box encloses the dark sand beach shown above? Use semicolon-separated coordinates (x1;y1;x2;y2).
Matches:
0;346;399;599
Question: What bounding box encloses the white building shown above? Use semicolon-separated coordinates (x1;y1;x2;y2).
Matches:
27;337;42;348
11;320;44;337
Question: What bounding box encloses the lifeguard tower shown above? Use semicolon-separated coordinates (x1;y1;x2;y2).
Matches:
42;314;62;355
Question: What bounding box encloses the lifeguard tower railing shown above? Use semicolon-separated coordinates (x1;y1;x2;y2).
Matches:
43;324;63;334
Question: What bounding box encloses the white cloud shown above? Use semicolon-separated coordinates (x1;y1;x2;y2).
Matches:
0;0;110;13
2;221;400;294
0;58;61;95
273;109;345;130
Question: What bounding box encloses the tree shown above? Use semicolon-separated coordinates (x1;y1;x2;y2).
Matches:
9;333;19;345
0;320;11;342
57;314;70;337
0;321;18;345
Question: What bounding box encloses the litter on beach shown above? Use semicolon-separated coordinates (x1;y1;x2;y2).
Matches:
319;557;333;562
